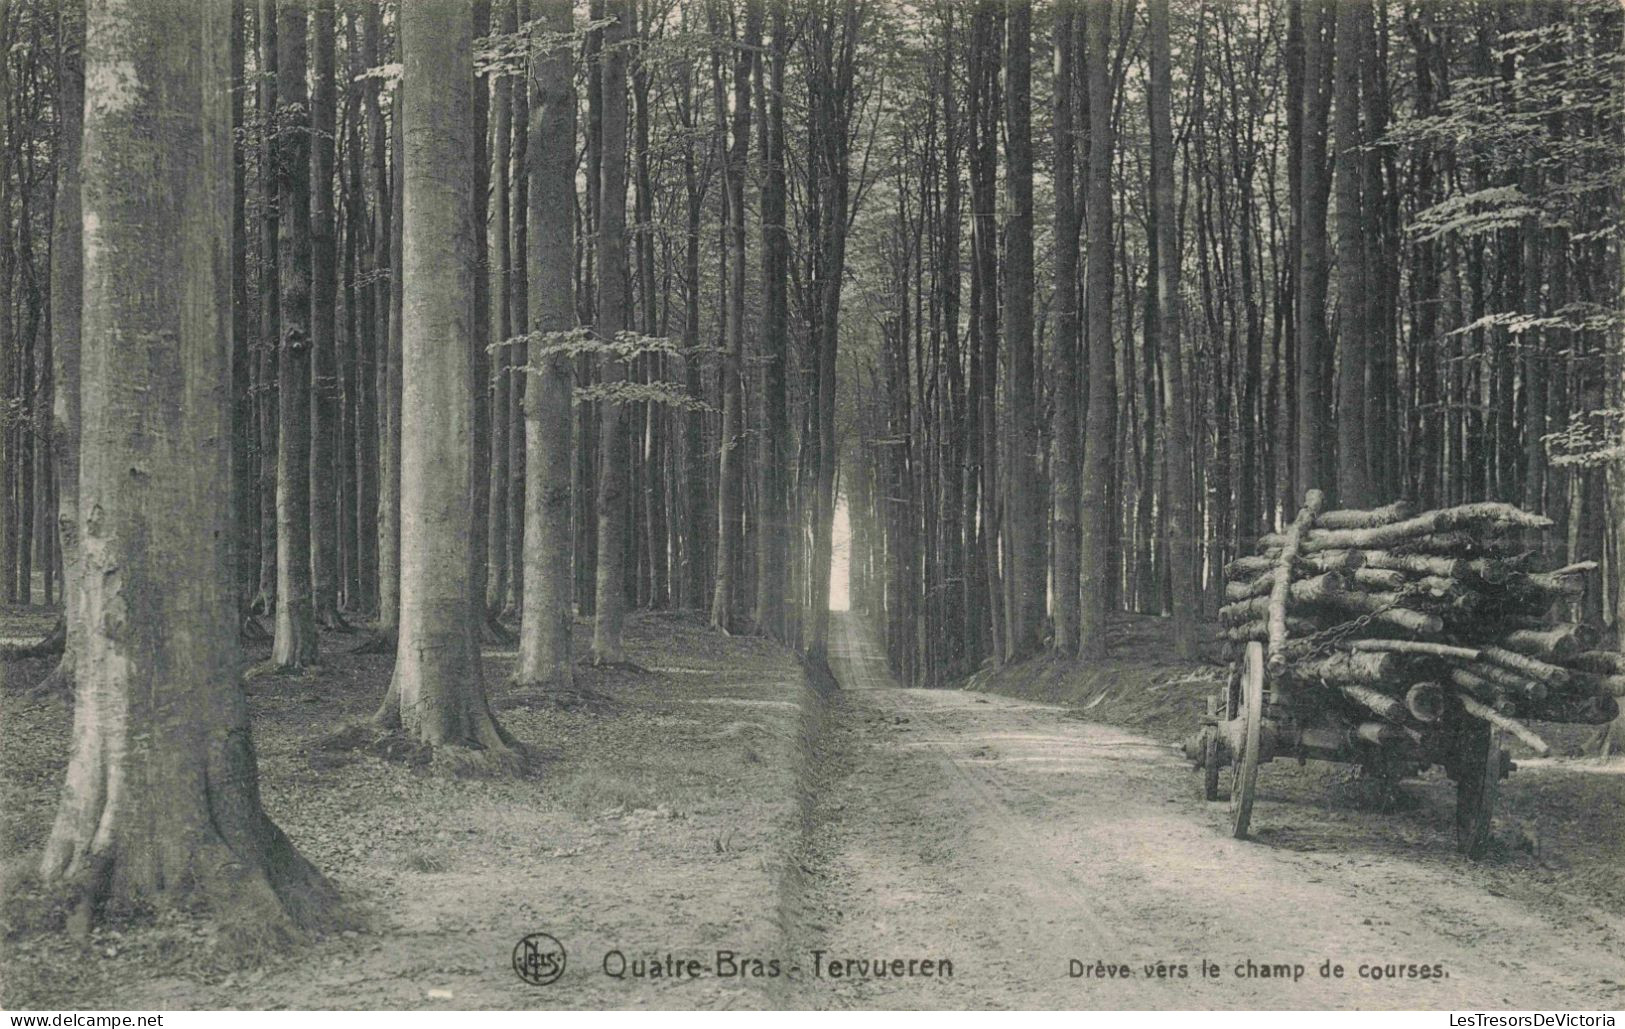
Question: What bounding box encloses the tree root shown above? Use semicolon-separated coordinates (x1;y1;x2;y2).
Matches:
432;739;531;778
1;618;66;660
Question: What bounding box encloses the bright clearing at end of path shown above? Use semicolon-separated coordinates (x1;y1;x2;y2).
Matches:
829;496;851;611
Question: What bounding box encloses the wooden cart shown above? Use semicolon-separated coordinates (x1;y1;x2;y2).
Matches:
1187;639;1508;858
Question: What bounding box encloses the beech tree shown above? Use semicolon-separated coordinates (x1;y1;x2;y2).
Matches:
1076;0;1116;660
270;0;318;669
42;0;334;931
591;0;632;664
373;0;520;767
518;0;576;690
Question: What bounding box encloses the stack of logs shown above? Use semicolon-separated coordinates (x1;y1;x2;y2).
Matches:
1220;491;1621;756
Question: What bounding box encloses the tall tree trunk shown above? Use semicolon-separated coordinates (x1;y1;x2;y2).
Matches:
519;0;576;690
43;0;336;931
1077;0;1115;660
271;0;319;669
591;0;633;663
1050;2;1081;655
230;0;254;621
678;37;709;613
712;0;761;633
350;9;379;617
1295;0;1334;499
375;0;520;767
310;0;343;626
753;0;790;642
486;0;514;618
1332;0;1371;507
378;68;405;634
1003;0;1042;661
1149;0;1198;660
255;0;280;613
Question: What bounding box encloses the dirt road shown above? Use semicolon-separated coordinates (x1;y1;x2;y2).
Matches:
784;613;1625;1009
4;609;1621;1010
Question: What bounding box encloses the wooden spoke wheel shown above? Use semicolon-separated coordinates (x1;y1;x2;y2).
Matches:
1224;642;1266;839
1453;723;1503;859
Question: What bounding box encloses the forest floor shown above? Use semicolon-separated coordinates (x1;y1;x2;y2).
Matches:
2;605;1623;1009
1;606;814;1009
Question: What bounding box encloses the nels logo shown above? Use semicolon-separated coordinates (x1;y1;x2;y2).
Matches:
513;932;567;986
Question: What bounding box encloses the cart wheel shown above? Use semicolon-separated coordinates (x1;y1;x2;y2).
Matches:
1225;642;1265;839
1454;724;1503;859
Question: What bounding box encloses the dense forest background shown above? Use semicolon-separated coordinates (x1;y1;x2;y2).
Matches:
1;0;1621;695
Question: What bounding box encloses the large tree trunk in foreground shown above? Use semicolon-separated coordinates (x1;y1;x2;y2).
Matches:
1049;2;1081;655
518;0;575;690
591;0;632;664
271;0;319;669
43;0;335;934
374;0;519;767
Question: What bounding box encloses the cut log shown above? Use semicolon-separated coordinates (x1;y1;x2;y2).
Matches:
1339;683;1408;722
1315;500;1416;530
1290;650;1406;687
1258;503;1550;554
1475;646;1570;688
1448;668;1517;715
1305;588;1445;636
1221;617;1320;644
1457;693;1551;757
1405;681;1445;723
1351;568;1408;592
1219;571;1346;625
1228;552;1364;578
1499;625;1596;660
1348;639;1480;661
1465;661;1547;704
1225;567;1350;604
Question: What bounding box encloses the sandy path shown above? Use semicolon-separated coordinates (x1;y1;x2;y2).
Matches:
786;613;1625;1009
